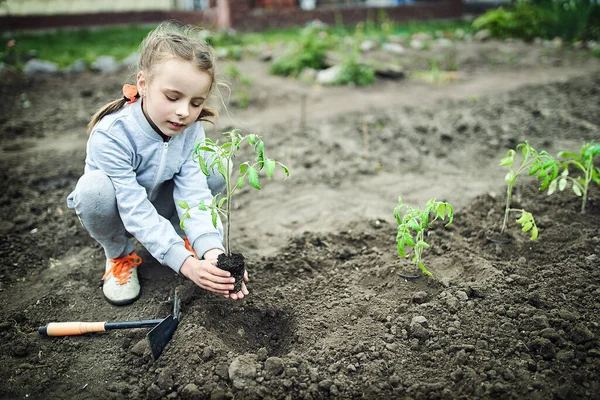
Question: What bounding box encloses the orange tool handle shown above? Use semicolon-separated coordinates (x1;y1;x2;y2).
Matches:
40;321;107;336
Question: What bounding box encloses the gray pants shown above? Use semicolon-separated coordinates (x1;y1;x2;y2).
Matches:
69;170;225;260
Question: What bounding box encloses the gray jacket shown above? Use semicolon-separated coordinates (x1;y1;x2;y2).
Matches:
67;99;223;272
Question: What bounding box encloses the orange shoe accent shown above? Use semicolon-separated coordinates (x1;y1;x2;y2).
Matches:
102;251;142;285
183;238;198;259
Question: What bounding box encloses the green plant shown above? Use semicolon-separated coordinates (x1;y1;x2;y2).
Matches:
553;141;600;213
270;25;330;77
394;197;454;277
222;64;253;109
179;130;289;256
499;141;560;239
334;54;376;86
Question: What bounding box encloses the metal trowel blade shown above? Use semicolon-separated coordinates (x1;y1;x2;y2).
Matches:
147;314;179;360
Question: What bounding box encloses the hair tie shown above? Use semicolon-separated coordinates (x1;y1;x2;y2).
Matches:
122;84;140;104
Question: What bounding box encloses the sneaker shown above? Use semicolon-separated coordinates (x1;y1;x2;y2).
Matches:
102;251;142;305
183;238;198;259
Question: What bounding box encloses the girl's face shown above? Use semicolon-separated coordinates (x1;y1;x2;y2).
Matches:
137;57;212;137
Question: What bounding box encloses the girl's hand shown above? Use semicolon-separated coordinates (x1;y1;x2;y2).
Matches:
180;256;234;295
203;251;249;300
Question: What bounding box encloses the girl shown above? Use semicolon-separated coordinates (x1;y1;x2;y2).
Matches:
67;22;248;305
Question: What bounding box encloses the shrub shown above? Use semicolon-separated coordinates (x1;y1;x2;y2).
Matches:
270;26;330;77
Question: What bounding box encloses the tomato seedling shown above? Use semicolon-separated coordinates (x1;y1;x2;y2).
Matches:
394;197;454;278
179;130;289;291
499;142;559;240
553;141;600;214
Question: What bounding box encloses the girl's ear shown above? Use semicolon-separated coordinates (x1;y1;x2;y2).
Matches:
136;71;147;97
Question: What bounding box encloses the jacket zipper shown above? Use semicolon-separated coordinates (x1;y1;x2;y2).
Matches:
148;141;169;199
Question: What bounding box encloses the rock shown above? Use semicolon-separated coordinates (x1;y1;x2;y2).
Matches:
157;369;174;391
91;56;119;74
411;316;428;328
436;38;453;48
64;59;87;74
382;42;405;55
556;350;575;362
146;383;164;399
130;339;147;356
256;347;268;362
201;347;213;361
181;383;202;400
557;309;579;322
316;64;344;85
571;324;595;344
210;389;233;400
372;63;404;79
409;39;425;50
412;291;428;304
552;37;563;49
360;40;377;52
23;59;59;75
446;295;459;312
258;52;273;62
474;29;491;42
263;356;284;377
455;291;468;301
411;323;430;341
228;356;256;389
529;338;555;360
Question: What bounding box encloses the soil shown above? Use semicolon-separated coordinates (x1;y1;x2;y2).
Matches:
1;38;600;400
218;253;246;294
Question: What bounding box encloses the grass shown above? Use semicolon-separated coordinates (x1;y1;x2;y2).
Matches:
2;25;153;68
1;18;473;68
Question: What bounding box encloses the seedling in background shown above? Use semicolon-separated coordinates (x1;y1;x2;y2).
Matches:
553;141;600;214
179;130;289;292
394;197;454;278
499;142;559;240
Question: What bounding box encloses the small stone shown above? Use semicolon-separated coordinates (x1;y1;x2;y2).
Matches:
382;42;406;55
157;369;174;391
571;324;595;344
130;339;147;356
411;316;428;328
556;350;575;362
202;347;213;361
181;383;202;400
455;291;468;301
210;389;233;400
412;291;428;304
385;343;399;352
23;59;59;75
263;357;284;377
360;40;378;52
228;356;257;389
256;347;268;362
91;56;120;74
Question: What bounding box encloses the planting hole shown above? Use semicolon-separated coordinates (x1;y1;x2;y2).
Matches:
203;306;295;356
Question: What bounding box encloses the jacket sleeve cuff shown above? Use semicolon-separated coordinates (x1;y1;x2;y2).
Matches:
163;242;193;273
193;233;225;259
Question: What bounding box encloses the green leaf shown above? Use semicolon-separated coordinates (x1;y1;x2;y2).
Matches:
436;203;446;220
180;218;186;230
237;177;244;189
211;209;218;228
198;201;207;211
198;156;209;176
558;151;578;159
178;200;189;209
522;221;532;232
445;203;454;225
218;197;227;209
265;159;276;178
404;232;415;247
240;162;248;175
280;163;290;179
505;170;515;184
247;134;257;146
408;219;421;232
416;240;430;250
531;225;538;241
573;184;582;197
397;241;406;258
198;146;215;152
499;156;513;167
547;179;557;195
592;168;600;185
558;178;567;191
247;167;261;190
539;175;551;191
418;262;433;277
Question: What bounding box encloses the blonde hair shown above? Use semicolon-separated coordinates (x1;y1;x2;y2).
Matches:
88;21;218;132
